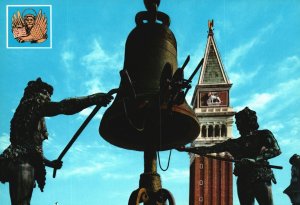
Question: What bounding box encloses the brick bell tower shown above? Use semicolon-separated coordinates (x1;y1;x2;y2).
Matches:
189;20;235;205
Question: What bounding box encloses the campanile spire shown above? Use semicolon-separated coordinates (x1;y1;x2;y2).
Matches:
189;20;235;205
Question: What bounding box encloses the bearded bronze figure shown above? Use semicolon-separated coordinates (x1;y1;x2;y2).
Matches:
0;78;113;205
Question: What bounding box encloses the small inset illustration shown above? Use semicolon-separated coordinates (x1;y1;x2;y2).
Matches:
7;5;52;49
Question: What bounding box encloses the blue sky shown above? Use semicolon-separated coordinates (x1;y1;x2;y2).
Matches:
1;0;300;204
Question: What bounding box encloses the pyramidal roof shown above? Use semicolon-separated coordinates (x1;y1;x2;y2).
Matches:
197;20;230;85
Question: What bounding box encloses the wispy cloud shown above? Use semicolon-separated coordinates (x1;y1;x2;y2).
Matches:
44;134;54;145
59;38;123;118
229;66;260;86
61;51;75;69
81;38;122;76
235;92;277;112
58;151;119;178
263;121;284;133
279;138;295;147
52;142;128;179
224;21;277;71
0;133;10;152
246;93;277;110
80;38;122;102
61;161;111;178
84;78;105;94
78;107;94;118
102;173;135;180
265;78;300;117
287;117;300;136
278;137;300;155
59;37;123;96
234;53;300;115
77;103;105;119
60;38;76;72
82;40;110;69
67;142;115;156
225;38;258;71
277;55;300;75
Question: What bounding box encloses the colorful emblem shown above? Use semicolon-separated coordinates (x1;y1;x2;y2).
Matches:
7;5;52;48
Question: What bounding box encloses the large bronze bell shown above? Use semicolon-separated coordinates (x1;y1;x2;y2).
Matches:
99;9;200;151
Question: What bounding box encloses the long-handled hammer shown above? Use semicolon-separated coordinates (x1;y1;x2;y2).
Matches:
52;88;118;178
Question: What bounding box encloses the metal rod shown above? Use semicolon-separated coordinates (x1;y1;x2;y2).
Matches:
180;55;190;71
187;58;204;82
204;154;283;169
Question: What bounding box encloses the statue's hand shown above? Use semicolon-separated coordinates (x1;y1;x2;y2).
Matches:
49;160;63;169
90;93;114;107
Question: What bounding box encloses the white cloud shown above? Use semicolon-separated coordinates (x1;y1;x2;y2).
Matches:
234;72;300;116
50;141;135;179
44;134;54;145
102;173;135;180
279;138;294;146
288;117;300;136
265;78;300;117
225;38;258;70
59;37;123;96
229;67;259;85
80;38;123;96
81;40;110;71
0;133;10;152
60;38;76;73
235;92;277;112
278;78;300;95
276;137;300;161
78;107;94;117
277;55;300;74
278;136;300;155
61;162;109;178
263;121;284;133
61;51;75;69
84;78;104;95
68;143;114;156
224;21;277;71
77;106;103;120
58;149;119;178
81;38;121;75
247;93;277;110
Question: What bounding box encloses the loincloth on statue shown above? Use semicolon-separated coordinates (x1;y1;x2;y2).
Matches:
234;162;276;184
0;144;46;191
